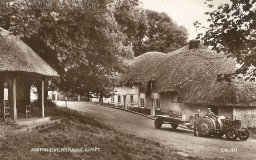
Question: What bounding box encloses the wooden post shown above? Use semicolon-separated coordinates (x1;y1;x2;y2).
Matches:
65;97;67;108
44;80;48;103
138;84;140;107
12;77;17;122
123;96;125;109
41;81;44;118
37;81;42;106
0;80;3;121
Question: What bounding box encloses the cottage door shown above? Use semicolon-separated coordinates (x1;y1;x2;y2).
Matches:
123;95;127;110
151;99;156;116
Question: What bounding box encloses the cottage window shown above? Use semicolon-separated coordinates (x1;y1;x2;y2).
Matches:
147;80;156;93
118;95;121;103
151;99;160;109
171;92;178;103
130;95;134;104
4;88;8;100
150;81;156;92
140;98;145;108
111;95;114;103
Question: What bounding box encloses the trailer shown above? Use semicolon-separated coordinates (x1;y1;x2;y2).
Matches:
154;115;193;129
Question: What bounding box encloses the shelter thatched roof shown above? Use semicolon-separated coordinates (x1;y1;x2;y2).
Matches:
120;46;256;107
0;28;58;77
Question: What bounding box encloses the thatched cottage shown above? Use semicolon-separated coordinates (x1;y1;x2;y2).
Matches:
0;27;58;122
103;41;256;127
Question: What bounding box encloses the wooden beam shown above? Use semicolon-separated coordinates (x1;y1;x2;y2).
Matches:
41;81;45;118
13;77;17;122
0;80;4;121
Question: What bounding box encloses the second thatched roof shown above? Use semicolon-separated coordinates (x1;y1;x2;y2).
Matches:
119;46;256;107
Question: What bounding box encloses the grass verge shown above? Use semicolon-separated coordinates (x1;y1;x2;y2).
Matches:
0;102;202;160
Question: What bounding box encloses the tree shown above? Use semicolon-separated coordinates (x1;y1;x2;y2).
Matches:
143;10;188;54
114;0;149;56
114;1;188;56
0;0;134;96
196;0;256;80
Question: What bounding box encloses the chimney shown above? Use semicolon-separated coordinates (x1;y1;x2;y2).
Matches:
189;40;200;50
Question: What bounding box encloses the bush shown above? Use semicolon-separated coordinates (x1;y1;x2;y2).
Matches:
156;110;166;115
248;127;256;139
128;107;151;115
127;107;168;115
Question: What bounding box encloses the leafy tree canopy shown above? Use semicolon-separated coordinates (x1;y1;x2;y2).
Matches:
114;0;188;56
143;10;188;54
114;0;148;56
196;0;256;80
0;0;133;96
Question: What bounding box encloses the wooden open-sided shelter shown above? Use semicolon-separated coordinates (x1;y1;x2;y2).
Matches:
0;27;58;122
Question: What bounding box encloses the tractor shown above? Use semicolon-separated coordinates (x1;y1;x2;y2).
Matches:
194;115;250;141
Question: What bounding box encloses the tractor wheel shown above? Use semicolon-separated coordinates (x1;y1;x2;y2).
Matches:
225;128;238;141
197;118;214;136
171;123;178;129
154;118;163;129
238;128;250;140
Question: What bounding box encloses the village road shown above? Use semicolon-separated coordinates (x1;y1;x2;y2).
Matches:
57;101;256;160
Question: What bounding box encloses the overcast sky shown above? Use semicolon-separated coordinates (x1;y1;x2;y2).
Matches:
139;0;229;40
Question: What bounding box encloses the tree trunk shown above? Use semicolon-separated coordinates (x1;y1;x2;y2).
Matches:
44;80;48;103
99;95;103;104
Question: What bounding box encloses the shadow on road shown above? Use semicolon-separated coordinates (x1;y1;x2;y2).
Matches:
157;127;235;141
157;127;193;134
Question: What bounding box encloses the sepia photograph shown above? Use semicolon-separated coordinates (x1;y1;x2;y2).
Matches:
0;0;256;159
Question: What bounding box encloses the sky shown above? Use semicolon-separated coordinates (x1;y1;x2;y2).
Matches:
139;0;229;40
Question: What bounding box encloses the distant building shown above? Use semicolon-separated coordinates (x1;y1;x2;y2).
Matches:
91;75;140;109
48;91;58;102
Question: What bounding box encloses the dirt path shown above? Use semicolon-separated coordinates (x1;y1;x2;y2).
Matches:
58;101;256;160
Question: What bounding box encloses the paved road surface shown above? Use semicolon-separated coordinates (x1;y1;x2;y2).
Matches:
57;101;256;160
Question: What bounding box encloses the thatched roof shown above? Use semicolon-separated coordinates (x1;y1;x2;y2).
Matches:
0;28;58;77
121;46;256;107
113;73;130;86
114;52;166;85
